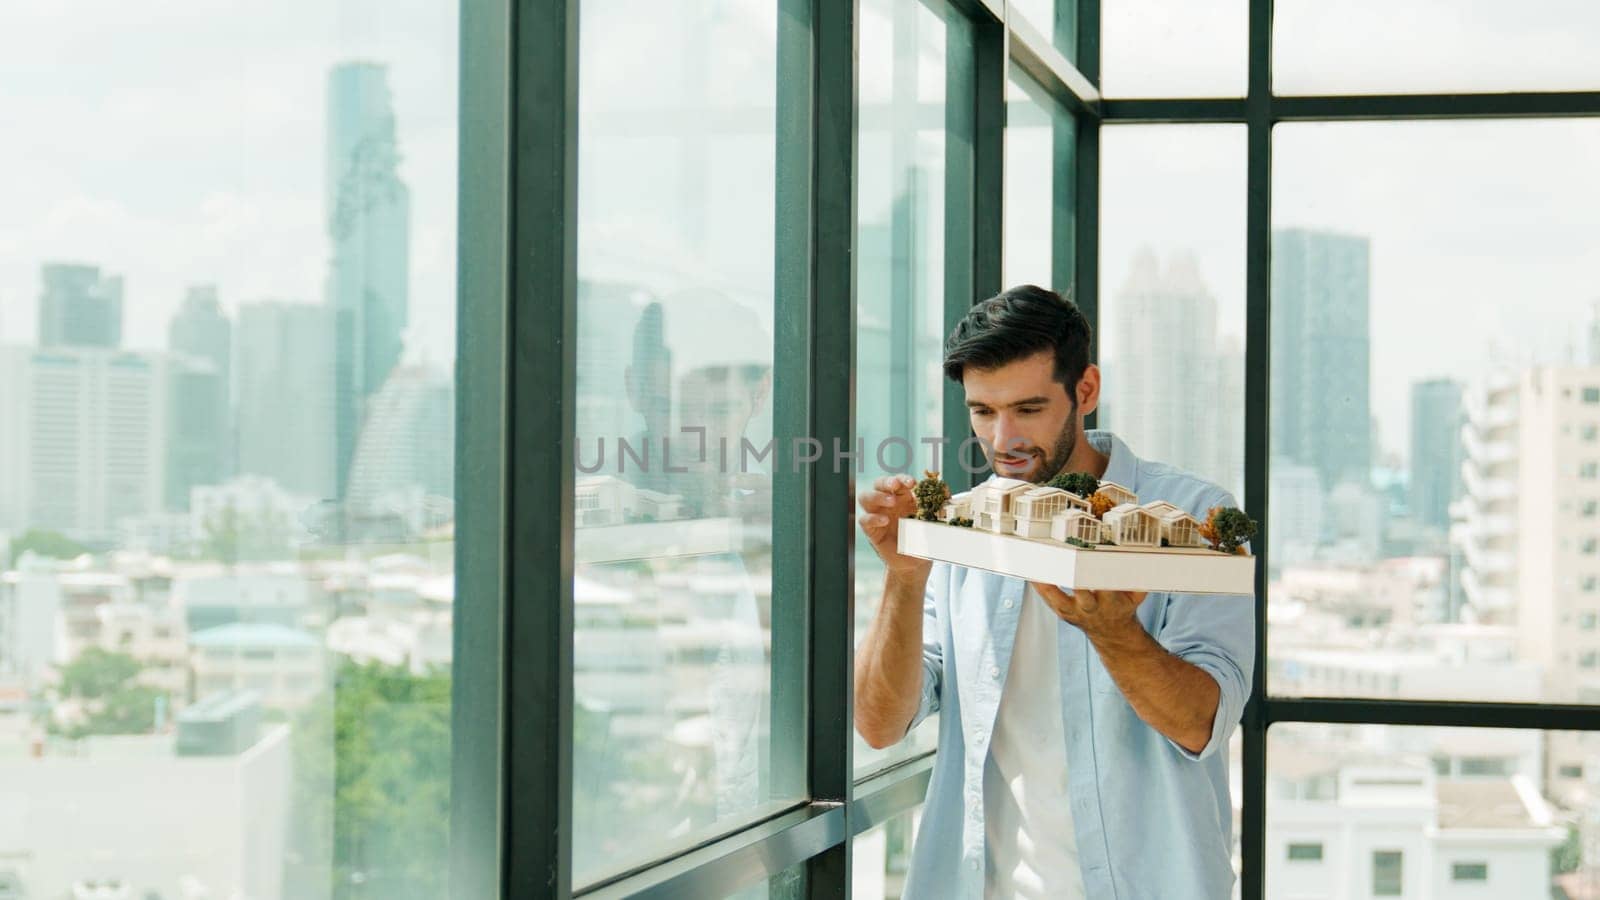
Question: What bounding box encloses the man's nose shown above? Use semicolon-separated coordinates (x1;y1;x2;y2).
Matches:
991;416;1026;455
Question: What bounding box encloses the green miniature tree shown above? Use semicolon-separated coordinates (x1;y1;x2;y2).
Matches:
1046;471;1099;498
911;470;951;522
1199;506;1258;554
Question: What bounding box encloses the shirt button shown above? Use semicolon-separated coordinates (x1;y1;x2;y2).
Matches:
990;665;1000;678
1004;598;1015;609
970;859;980;870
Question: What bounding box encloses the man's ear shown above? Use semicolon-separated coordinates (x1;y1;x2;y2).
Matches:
1076;364;1101;416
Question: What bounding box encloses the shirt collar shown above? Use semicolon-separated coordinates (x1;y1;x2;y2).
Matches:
1085;429;1138;492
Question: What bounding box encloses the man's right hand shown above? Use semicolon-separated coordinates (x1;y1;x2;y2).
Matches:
857;475;934;583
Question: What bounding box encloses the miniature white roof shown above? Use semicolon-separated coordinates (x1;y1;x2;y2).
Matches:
1104;502;1156;520
975;477;1033;494
1020;486;1068;499
1141;500;1182;516
1053;507;1098;520
1155;507;1199;524
1098;480;1134;495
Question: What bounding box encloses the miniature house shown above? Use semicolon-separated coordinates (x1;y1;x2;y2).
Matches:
1102;503;1160;547
942;490;974;522
1095;481;1137;508
1140;500;1183;521
1156;509;1205;548
969;477;1035;533
1011;487;1086;538
1051;509;1106;546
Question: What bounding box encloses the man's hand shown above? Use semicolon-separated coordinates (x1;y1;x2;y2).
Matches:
858;475;934;582
1030;584;1146;643
1029;582;1217;755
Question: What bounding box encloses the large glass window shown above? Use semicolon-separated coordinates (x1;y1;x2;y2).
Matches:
853;806;923;898
854;0;955;777
1275;1;1600;96
1098;124;1247;501
1007;0;1078;63
572;1;799;885
0;4;457;899
1268;119;1600;705
1100;0;1247;98
1002;67;1074;293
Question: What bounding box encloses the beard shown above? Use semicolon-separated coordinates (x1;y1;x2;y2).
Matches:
992;399;1080;484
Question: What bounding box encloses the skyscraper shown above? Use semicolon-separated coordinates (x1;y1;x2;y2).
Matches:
0;346;168;542
236;302;336;499
1409;378;1464;530
346;364;455;514
326;62;412;498
1104;248;1241;497
165;356;228;512
1271;228;1372;492
168;285;234;496
169;285;232;403
39;263;123;349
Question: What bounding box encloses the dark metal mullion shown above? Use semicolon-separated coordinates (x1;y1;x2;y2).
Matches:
581;804;848;900
807;0;859;895
1099;98;1248;123
952;14;1006;486
449;0;512;893
771;0;816;814
1266;697;1600;731
499;0;581;895
942;2;980;484
1239;0;1271;896
1072;0;1100;433
850;754;937;837
1274;90;1600;120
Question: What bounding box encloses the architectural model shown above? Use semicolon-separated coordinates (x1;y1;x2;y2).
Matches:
899;470;1258;595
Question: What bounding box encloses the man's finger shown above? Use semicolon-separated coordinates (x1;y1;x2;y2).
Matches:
1031;582;1078;618
874;474;913;494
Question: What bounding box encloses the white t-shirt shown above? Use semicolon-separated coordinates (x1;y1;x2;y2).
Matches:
983;586;1088;899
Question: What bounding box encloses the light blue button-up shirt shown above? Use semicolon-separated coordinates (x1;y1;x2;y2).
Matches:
900;430;1255;900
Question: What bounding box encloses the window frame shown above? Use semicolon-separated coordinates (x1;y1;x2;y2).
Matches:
453;0;1600;897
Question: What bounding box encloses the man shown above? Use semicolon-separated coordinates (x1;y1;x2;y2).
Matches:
854;285;1253;899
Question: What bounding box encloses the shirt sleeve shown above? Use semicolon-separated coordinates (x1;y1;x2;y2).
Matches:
904;562;946;737
1156;490;1256;762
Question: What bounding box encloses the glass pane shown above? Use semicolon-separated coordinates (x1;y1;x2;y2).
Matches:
1269;120;1600;704
1099;124;1247;501
1101;0;1247;98
1003;68;1075;294
0;5;456;899
1008;0;1078;64
1275;0;1600;96
1270;724;1584;898
573;1;798;885
726;860;806;900
853;805;923;898
855;0;952;778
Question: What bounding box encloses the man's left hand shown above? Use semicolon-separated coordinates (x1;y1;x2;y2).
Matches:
1030;583;1146;643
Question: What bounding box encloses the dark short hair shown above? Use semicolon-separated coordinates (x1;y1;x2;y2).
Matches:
942;285;1092;391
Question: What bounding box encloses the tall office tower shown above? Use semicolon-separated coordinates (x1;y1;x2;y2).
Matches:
236;302;336;499
1409;378;1465;530
1105;248;1239;495
1271;228;1372;492
346;364;455;514
1456;367;1600;703
1454;373;1519;623
39;263;124;349
165;356;228;512
326;62;411;498
0;346;169;543
168;285;235;499
169;285;233;403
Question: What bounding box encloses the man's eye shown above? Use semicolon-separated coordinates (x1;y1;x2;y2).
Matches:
1017;407;1040;415
972;409;993;417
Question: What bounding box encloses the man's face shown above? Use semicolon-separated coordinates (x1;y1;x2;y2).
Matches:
962;349;1092;483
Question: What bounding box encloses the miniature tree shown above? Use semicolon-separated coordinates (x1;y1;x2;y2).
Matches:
1199;506;1257;554
949;516;974;528
912;470;951;522
1046;470;1100;498
1089;493;1116;518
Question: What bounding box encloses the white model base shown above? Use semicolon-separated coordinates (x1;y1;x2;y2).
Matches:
897;518;1255;595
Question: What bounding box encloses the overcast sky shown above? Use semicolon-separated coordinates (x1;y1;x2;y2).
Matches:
2;0;1597;463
